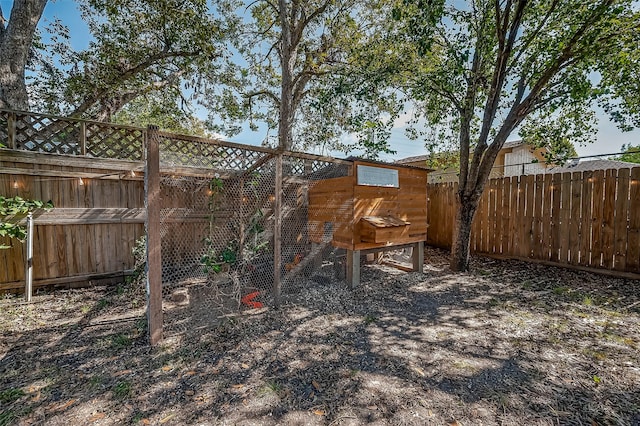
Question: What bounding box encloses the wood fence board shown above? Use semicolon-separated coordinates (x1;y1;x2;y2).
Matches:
500;177;511;254
590;170;605;268
569;172;582;265
55;224;68;277
470;186;478;251
478;188;489;253
514;175;524;257
487;179;498;253
517;176;527;258
533;175;544;260
579;171;594;266
614;168;630;271
550;173;562;262
602;169;617;269
440;185;453;249
541;174;553;261
508;176;519;255
524;175;535;258
558;172;572;263
492;179;504;254
627;168;640;271
43;224;59;279
9;239;24;282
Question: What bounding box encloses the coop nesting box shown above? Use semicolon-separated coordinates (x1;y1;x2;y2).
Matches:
307;159;429;285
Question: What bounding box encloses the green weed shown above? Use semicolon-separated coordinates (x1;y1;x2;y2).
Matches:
0;388;25;403
0;410;17;426
363;314;378;324
89;375;104;390
553;286;569;295
113;381;132;399
111;334;132;349
258;380;282;396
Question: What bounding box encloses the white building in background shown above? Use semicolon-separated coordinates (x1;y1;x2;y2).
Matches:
397;140;548;183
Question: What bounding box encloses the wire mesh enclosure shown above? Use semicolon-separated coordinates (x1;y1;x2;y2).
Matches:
153;133;351;337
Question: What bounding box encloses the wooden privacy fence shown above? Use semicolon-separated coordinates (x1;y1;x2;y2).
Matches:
427;168;640;275
0;109;150;292
0;150;146;291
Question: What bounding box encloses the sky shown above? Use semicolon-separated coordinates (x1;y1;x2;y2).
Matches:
6;0;640;162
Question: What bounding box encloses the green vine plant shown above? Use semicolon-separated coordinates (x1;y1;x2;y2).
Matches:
200;174;269;278
0;196;53;249
201;176;225;274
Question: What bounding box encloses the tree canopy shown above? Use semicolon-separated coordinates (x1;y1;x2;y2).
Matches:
206;0;405;154
388;0;640;270
617;144;640;164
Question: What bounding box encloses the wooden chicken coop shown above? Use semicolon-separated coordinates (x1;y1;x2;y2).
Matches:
308;158;429;286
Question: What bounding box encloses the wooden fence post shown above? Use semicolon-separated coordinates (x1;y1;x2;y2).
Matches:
7;112;16;149
79;121;87;155
273;153;283;308
145;125;163;345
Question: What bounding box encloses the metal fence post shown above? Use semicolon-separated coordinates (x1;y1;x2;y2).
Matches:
25;213;34;302
145;125;163;345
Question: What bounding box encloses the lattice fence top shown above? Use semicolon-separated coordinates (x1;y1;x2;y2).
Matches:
1;110;145;160
1;109;355;177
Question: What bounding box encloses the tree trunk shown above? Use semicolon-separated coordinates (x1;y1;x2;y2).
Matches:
277;0;294;151
0;0;48;110
450;193;480;272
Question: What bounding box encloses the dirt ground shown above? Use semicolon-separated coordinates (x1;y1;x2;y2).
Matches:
1;247;639;426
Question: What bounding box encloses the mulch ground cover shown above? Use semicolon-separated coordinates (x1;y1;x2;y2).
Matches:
1;247;639;425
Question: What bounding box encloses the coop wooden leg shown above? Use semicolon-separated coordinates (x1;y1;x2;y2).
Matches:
412;241;424;273
312;242;322;271
346;249;360;288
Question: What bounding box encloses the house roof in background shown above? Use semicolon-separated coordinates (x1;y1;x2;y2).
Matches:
547;159;638;173
395;140;527;165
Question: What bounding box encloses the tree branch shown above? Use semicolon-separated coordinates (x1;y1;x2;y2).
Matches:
69;49;204;118
244;89;280;106
507;0;559;75
468;0;526;191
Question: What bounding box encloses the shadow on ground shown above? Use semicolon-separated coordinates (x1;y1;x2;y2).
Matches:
1;248;639;425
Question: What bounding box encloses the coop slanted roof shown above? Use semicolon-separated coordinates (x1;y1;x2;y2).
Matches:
361;216;410;228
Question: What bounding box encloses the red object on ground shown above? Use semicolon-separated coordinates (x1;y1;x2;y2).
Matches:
241;291;263;308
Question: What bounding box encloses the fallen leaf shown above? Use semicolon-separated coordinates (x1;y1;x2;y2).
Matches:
185;390;194;396
161;365;172;372
56;399;77;411
450;421;461;426
241;363;250;369
313;410;325;416
160;414;175;424
114;370;132;377
183;370;196;377
232;384;244;389
311;380;321;391
141;419;151;425
88;412;106;422
412;366;425;377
